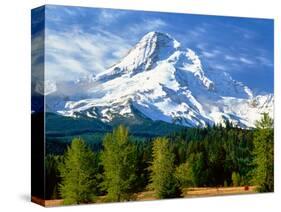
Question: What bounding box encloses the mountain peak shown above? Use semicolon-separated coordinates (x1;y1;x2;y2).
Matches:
139;31;181;49
49;32;273;128
96;31;181;80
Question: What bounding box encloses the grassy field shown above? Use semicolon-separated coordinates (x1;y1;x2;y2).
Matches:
36;186;256;207
136;186;256;201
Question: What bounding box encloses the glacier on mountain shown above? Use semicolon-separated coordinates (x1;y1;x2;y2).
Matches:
46;31;273;128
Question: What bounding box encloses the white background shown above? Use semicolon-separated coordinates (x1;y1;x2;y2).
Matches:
0;0;280;211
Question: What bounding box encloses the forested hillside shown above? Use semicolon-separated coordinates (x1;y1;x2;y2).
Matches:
45;113;274;204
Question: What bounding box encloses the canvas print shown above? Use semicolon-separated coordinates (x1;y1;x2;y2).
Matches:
31;5;274;206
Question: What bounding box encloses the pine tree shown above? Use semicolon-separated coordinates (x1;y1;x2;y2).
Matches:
59;138;97;205
175;161;192;188
45;155;62;199
149;137;181;198
252;113;274;192
188;152;208;186
101;125;137;201
231;172;241;186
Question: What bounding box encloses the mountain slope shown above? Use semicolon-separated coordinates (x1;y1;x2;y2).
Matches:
46;31;273;128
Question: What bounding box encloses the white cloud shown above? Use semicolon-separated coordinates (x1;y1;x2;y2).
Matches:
256;56;273;67
145;19;167;30
213;64;227;71
44;28;131;82
224;55;236;61
128;18;167;35
183;24;209;42
239;57;254;65
98;9;126;25
31;31;44;82
62;7;79;16
201;49;222;58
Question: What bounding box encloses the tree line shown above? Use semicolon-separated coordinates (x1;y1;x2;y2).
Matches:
45;113;274;204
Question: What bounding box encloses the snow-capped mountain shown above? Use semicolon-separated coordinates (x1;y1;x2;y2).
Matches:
46;31;273;128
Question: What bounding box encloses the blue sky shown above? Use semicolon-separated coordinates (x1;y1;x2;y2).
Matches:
32;5;274;94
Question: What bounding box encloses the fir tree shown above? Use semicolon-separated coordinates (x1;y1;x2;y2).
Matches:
45;155;62;199
188;152;208;186
252;113;274;192
175;161;192;188
149;137;181;198
101;125;137;201
59;138;98;205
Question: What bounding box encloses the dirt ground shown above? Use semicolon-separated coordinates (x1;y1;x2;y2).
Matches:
36;186;256;207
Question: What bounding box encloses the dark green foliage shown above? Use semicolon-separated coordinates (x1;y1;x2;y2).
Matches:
188;152;209;186
45;155;62;199
44;117;274;202
251;113;274;192
45;112;112;136
107;105;186;136
46;113;111;154
101;125;137;201
134;139;153;191
149;137;182;198
46;112;184;155
170;122;254;187
58;138;98;205
46;133;105;155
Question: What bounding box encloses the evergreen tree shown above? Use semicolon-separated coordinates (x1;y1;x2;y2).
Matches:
101;125;137;201
231;172;241;186
252;113;274;192
59;138;98;205
188;152;208;186
134;140;152;192
149;137;181;198
45;155;62;199
175;161;192;188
